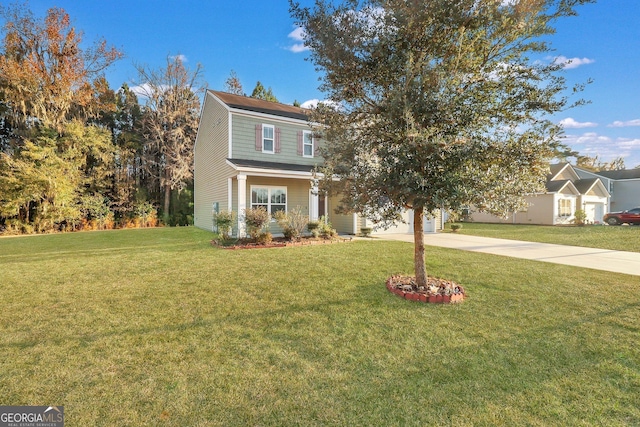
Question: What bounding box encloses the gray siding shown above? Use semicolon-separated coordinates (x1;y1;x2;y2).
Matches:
231;114;323;166
194;92;234;231
611;180;640;211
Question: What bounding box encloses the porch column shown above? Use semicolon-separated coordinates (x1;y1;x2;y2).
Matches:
237;174;247;238
352;213;359;234
310;181;319;221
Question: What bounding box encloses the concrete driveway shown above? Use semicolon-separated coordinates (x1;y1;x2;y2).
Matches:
375;233;640;277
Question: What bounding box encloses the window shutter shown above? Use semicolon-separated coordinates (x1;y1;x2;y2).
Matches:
255;124;262;151
275;128;281;153
314;135;322;156
297;131;303;156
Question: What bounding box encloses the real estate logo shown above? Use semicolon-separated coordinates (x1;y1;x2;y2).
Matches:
0;406;64;427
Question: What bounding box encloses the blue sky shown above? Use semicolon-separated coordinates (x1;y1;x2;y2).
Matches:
23;0;640;168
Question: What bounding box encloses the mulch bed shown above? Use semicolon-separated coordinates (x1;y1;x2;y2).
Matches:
211;236;353;249
386;275;466;304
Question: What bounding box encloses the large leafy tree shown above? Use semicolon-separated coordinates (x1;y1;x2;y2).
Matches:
0;122;112;231
291;0;593;286
135;56;205;223
0;4;122;132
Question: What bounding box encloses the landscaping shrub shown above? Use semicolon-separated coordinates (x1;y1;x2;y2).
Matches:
244;207;270;241
318;216;338;239
274;206;308;241
212;210;236;240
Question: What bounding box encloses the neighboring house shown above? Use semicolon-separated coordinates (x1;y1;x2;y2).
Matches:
194;90;441;236
470;163;610;225
575;167;640;212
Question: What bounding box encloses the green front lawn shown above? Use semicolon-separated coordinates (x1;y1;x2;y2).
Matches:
1;227;639;425
445;222;640;253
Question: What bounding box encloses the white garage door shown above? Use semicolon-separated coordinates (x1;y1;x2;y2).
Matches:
371;210;436;234
584;203;605;224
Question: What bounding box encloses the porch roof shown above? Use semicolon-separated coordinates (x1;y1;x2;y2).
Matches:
226;158;322;180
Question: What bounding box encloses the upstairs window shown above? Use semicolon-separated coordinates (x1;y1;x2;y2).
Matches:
262;124;274;153
255;124;280;154
303;130;314;157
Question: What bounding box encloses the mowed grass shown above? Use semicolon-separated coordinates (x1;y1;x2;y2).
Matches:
1;227;639;426
446;222;640;253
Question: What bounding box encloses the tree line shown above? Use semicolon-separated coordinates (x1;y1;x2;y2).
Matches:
0;4;279;235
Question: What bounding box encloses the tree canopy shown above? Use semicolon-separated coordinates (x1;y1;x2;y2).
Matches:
291;0;594;285
0;4;122;132
251;81;279;102
134;56;206;224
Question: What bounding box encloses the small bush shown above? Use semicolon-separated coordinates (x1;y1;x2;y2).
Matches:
244;207;270;241
450;224;462;232
274;207;308;241
134;201;158;228
572;209;587;226
213;210;236;239
360;227;372;237
256;231;273;245
318;216;338;239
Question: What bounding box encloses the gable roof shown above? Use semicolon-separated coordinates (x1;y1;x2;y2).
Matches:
548;163;569;178
546;179;579;195
594;168;640;180
548;163;579;182
210;90;309;121
574;178;608;196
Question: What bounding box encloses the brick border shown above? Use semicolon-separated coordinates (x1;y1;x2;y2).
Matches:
386;276;466;304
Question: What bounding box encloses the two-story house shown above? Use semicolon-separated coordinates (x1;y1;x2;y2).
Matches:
194;90;359;236
575;167;640;213
194;91;442;236
470;163;610;225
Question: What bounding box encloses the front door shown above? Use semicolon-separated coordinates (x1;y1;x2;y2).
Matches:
318;193;326;220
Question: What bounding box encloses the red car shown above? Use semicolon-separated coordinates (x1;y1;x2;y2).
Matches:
603;207;640;225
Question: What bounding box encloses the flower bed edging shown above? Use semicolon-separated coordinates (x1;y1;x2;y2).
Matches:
386;275;466;304
211;237;353;250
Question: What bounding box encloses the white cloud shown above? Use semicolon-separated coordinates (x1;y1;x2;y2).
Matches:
552;55;595;70
608;119;640;128
288;27;309;53
169;54;188;63
562;132;640;166
129;83;154;99
300;99;320;109
300;99;343;110
559;117;598;129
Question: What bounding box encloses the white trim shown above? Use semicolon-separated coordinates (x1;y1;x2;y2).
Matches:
225;159;322;180
250;185;288;215
302;130;314;158
230;108;310;126
228;111;233;158
227;177;232;211
548;180;580;196
237;174;247;237
262;123;275;154
309;183;319;221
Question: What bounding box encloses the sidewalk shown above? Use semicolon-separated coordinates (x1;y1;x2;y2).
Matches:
375;233;640;277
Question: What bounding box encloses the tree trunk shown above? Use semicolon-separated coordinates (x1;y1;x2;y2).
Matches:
413;207;428;287
163;182;171;225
